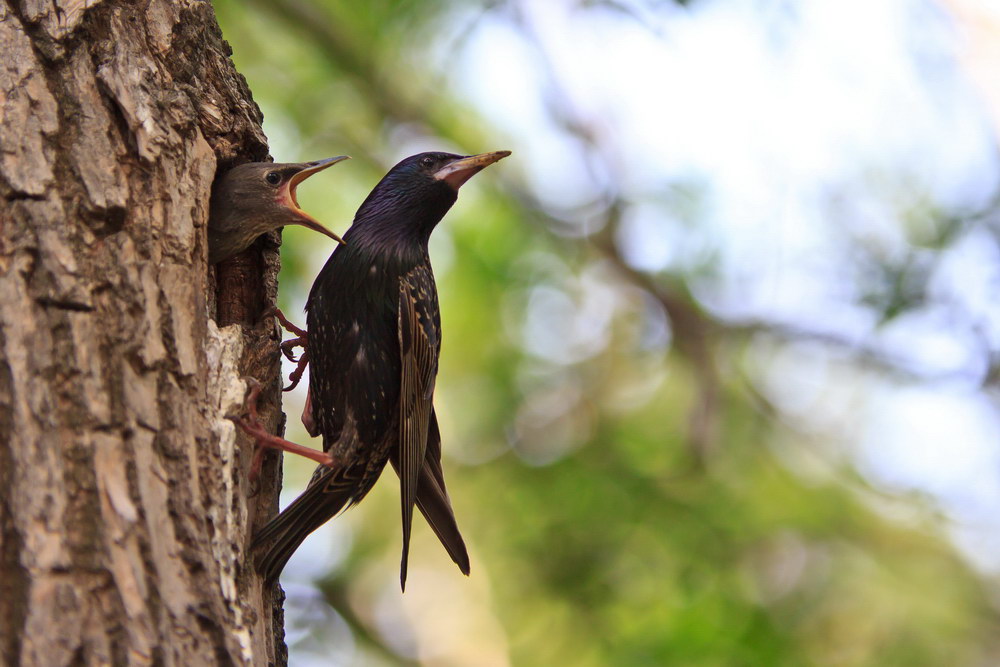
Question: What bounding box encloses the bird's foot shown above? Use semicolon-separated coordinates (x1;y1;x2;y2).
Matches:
279;337;306;363
228;378;335;482
282;347;309;392
266;307;311;391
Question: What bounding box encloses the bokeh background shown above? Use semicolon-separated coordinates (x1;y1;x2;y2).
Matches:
213;0;1000;664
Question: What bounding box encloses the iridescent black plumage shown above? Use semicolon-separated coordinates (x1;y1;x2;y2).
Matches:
253;151;510;588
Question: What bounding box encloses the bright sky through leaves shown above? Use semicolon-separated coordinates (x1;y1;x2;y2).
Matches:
456;0;1000;569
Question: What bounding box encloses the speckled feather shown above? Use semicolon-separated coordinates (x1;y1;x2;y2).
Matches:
251;152;500;587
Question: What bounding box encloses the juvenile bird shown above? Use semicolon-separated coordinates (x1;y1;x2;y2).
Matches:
252;150;511;589
208;156;349;264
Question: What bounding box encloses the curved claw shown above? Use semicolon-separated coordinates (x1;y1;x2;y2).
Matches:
283;349;309;392
280;337;305;363
267;308;310;391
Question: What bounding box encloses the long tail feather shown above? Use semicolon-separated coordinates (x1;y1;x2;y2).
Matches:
252;469;356;585
389;411;469;584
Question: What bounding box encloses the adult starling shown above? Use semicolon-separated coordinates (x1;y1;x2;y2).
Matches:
208;156;349;264
253;150;511;589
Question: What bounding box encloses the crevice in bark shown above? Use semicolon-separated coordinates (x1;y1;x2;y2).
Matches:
0;403;29;666
0;0;286;663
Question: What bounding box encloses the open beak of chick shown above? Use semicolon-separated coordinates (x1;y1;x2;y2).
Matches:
279;156;351;245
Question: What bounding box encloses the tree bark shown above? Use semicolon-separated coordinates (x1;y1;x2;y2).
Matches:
0;1;289;664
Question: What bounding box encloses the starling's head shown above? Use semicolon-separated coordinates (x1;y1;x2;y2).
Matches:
397;150;512;190
208;156;349;264
352;151;511;246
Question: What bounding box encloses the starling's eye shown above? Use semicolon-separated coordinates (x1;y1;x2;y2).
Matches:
420;156;435;168
265;171;281;185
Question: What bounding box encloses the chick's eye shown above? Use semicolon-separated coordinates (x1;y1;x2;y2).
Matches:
421;156;434;168
265;171;281;185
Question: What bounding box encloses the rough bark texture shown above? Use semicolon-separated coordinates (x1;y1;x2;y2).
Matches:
0;1;289;664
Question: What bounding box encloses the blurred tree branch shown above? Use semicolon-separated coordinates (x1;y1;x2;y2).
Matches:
245;0;1000;462
212;2;1000;663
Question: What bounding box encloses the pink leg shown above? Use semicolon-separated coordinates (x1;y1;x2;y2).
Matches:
270;307;307;339
283;348;309;392
229;378;335;481
268;308;310;391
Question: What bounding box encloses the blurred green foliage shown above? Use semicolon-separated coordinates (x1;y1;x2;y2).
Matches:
214;0;1000;664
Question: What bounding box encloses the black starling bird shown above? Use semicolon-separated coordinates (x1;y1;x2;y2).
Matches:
252;150;511;589
208;156;349;264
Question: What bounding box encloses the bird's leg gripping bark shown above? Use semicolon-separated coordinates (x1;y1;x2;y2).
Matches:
268;307;310;391
228;377;335;481
264;307;320;437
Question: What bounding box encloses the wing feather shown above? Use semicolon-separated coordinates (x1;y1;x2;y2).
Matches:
389;409;469;575
397;266;439;590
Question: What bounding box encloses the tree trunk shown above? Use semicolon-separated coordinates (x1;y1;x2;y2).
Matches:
0;1;289;664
